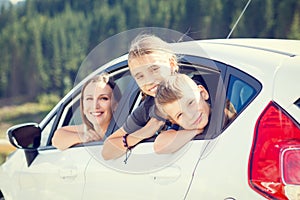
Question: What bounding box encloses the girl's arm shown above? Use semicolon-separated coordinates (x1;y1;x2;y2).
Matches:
102;118;164;160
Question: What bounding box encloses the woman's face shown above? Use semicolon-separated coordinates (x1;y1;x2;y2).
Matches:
129;52;176;97
83;82;114;130
162;84;210;130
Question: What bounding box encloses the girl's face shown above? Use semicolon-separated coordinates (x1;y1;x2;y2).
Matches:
129;52;176;97
83;82;114;130
162;84;210;130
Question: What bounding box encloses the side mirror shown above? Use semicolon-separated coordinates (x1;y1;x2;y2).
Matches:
7;123;41;149
7;123;41;167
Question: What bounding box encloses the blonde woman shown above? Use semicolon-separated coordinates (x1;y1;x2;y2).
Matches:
52;74;121;150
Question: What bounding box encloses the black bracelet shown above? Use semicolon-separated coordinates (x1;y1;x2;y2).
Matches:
122;133;130;148
122;133;133;164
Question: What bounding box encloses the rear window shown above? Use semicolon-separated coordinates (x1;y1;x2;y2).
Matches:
223;69;262;128
227;75;256;113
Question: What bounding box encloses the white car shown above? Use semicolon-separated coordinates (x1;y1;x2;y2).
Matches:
0;38;299;200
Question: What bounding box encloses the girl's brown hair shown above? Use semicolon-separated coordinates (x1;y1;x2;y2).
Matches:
128;34;178;72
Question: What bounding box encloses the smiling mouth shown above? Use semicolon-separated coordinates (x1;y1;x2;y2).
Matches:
148;85;158;93
192;113;202;126
91;111;104;117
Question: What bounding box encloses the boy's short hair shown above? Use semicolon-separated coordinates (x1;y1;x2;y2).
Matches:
155;73;197;118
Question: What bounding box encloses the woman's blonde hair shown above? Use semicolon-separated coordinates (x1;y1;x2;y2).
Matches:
128;34;178;71
80;73;121;131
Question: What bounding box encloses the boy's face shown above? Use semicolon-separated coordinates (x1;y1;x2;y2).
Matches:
129;52;176;97
162;83;210;130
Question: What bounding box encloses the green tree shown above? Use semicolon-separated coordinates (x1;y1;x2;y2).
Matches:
275;0;298;38
288;12;300;39
0;0;299;104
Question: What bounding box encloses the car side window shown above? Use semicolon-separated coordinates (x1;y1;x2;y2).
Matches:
65;100;81;127
49;68;133;147
127;58;227;142
223;72;262;128
40;114;57;147
227;75;256;113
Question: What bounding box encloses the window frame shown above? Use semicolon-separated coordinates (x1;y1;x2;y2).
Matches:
126;55;228;142
180;56;228;140
39;55;263;150
39;61;133;149
221;65;263;130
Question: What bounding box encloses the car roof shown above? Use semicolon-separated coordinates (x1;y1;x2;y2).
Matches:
171;38;300;60
170;38;299;80
200;38;300;56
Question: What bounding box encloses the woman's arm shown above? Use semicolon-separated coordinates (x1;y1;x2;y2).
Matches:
52;125;84;150
102;118;164;160
52;124;101;150
154;129;202;154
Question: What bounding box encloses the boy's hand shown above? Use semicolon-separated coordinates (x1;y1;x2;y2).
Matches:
195;128;205;135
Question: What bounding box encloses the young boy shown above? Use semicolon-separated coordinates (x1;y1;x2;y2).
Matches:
154;73;236;153
155;73;210;131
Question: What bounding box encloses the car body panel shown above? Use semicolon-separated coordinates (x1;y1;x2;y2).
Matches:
273;55;300;123
187;97;268;199
81;143;198;199
1;38;299;200
1;148;91;200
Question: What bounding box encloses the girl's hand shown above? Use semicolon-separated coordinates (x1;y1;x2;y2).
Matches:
149;117;165;126
142;117;165;138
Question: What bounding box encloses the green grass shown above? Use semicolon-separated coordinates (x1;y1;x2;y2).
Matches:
0;94;60;139
0;100;57;165
0;102;53;139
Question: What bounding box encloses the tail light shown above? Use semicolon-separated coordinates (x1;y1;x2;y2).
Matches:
249;101;300;199
281;147;300;185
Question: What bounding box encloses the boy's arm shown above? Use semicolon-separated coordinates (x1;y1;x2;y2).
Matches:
102;118;164;160
154;129;202;154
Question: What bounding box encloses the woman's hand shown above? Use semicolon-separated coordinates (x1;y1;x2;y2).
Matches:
80;129;102;142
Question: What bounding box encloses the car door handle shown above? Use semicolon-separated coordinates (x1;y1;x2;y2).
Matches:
150;166;181;185
59;168;78;180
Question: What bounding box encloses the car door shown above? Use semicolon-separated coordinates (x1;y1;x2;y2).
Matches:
4;111;89;200
81;57;228;199
13;98;90;200
13;62;133;200
16;146;92;200
82;139;212;199
185;65;263;199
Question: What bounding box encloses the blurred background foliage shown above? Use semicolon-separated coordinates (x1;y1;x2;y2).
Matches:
0;0;299;138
